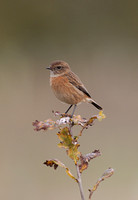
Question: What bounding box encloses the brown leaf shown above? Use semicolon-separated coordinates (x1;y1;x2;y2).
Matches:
79;116;97;136
44;159;78;182
88;168;114;199
79;111;106;136
44;160;58;169
32;119;57;131
79;150;101;173
33;111;106;133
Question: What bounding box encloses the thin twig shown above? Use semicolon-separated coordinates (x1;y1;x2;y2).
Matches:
69;120;74;136
88;168;114;199
76;164;85;200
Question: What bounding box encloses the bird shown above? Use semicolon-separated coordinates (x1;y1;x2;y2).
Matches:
46;60;102;117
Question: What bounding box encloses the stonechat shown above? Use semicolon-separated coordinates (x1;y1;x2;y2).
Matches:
47;60;102;116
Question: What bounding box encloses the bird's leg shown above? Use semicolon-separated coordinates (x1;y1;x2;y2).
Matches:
69;105;77;135
71;104;77;118
65;104;73;114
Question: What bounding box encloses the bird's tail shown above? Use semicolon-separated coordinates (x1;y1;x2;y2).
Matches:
92;101;103;110
86;98;103;110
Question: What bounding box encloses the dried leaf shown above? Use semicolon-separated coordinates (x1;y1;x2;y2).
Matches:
57;127;73;148
52;110;71;117
44;159;78;182
79;116;96;136
84;150;101;161
44;160;58;169
57;127;80;164
99;167;114;180
88;168;114;199
79;150;101;173
79;111;106;136
32;119;57;131
97;111;106;121
33;111;106;134
79;158;88;173
67;144;80;164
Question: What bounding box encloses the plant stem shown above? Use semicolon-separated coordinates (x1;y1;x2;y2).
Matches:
76;164;85;200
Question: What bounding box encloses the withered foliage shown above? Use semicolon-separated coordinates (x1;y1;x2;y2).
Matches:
44;160;58;170
33;110;114;199
57;127;80;164
88;168;114;199
44;159;78;182
79;150;101;173
33;111;105;134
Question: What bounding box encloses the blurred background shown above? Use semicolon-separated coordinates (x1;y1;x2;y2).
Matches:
0;0;138;199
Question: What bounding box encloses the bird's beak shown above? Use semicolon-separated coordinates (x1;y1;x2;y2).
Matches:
46;67;51;70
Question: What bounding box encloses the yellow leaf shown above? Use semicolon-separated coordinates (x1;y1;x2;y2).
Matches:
57;127;80;163
97;111;106;121
57;127;73;148
44;159;78;182
67;144;80;164
66;168;78;182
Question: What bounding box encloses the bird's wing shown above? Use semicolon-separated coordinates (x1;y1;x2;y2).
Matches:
64;71;91;98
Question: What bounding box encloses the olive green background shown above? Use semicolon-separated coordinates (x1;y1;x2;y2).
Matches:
0;0;138;199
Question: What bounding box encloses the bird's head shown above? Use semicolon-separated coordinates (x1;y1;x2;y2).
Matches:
46;60;70;76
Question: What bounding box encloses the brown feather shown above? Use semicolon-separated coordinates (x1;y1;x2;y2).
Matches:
63;72;91;98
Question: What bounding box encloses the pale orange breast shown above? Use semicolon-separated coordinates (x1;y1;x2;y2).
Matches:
50;76;86;105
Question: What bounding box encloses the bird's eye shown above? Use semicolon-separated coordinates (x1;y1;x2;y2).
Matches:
57;66;62;70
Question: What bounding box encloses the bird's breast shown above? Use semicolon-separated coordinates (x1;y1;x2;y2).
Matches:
50;76;86;104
